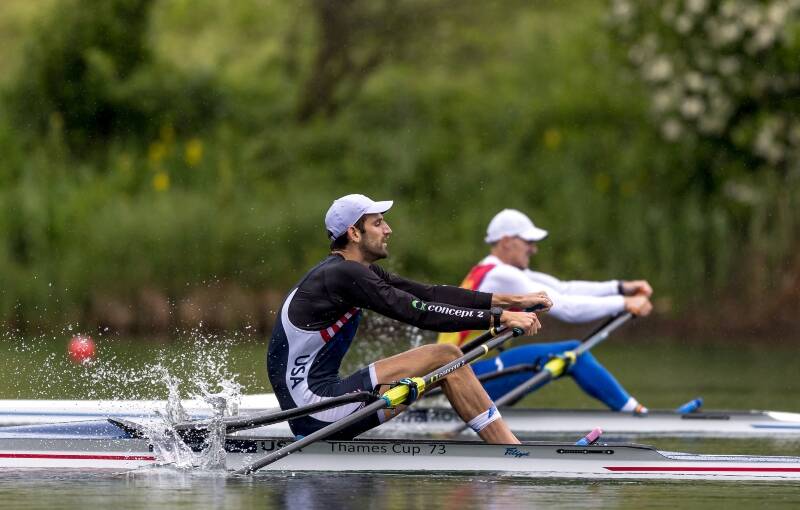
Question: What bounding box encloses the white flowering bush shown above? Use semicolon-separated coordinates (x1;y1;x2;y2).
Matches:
610;0;800;176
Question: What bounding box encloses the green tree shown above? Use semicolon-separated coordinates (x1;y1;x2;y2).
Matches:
610;0;800;188
295;0;528;122
8;0;220;152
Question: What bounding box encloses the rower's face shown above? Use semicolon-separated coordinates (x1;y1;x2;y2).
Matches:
508;236;537;269
359;213;392;261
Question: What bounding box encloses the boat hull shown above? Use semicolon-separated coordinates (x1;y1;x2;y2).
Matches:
2;397;800;438
0;395;279;426
1;421;799;480
387;407;800;438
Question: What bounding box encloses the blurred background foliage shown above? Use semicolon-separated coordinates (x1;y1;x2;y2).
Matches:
0;0;797;337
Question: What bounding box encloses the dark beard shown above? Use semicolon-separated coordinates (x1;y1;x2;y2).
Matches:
360;241;388;263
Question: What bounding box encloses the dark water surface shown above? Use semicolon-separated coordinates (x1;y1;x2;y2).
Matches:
2;466;800;510
1;334;799;508
2;332;799;410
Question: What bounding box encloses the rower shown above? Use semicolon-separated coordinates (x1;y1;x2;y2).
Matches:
266;195;553;444
438;209;653;414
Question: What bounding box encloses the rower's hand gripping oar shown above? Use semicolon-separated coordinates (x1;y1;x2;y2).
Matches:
457;302;548;354
233;325;525;475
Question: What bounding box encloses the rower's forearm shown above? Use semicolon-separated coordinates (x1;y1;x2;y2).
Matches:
490;293;527;308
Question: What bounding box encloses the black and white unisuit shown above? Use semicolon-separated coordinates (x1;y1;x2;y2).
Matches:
267;254;492;438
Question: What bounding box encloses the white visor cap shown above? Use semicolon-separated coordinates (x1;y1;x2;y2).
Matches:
485;209;548;244
325;194;393;240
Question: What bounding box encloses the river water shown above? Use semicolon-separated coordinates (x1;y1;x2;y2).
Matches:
1;331;799;508
2;457;800;510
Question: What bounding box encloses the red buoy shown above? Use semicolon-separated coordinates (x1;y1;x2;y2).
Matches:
68;335;96;364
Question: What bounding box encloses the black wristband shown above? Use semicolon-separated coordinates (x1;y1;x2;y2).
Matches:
617;281;625;296
490;306;503;329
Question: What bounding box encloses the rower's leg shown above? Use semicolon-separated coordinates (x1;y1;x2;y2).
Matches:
373;344;520;444
562;342;646;412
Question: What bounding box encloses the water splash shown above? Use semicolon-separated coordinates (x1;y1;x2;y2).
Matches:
160;367;189;424
2;326;250;471
144;367;243;470
1;327;252;401
196;377;243;419
146;414;199;470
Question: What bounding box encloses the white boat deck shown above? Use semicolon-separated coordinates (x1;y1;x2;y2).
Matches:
3;396;799;438
1;420;799;481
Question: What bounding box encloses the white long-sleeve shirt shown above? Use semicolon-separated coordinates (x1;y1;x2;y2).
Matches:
476;255;625;323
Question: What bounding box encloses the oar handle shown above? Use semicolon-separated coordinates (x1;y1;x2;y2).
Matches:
459;327;504;354
459;303;547;353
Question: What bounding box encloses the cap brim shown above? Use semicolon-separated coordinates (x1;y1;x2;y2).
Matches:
364;200;393;214
518;226;548;242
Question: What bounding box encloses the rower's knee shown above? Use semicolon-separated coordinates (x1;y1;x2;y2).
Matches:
427;343;462;366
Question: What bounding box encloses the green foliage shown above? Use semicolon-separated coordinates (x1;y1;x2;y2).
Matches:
0;0;797;332
610;0;800;311
610;0;800;182
7;0;222;153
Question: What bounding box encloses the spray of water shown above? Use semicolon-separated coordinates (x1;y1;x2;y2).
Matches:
144;367;241;470
2;326;253;471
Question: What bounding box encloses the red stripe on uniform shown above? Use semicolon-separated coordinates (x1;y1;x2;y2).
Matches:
320;308;359;342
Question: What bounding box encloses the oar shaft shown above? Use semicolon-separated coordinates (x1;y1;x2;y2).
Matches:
361;327;520;408
236;397;389;473
494;313;633;408
235;326;522;475
573;313;633;357
424;363;537;398
458;328;501;354
493;364;555;408
432;327;518;383
172;391;377;435
224;392;376;433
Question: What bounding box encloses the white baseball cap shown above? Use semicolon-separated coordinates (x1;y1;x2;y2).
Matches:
485;209;548;244
325;194;393;240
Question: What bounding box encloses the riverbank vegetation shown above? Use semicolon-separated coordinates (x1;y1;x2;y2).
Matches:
1;0;797;338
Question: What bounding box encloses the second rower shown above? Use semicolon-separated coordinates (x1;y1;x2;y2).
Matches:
438;208;653;414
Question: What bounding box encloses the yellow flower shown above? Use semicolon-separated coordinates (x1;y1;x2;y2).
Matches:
185;138;203;167
153;172;170;192
543;128;562;150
